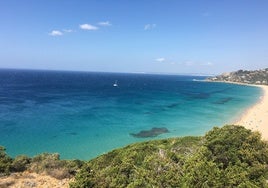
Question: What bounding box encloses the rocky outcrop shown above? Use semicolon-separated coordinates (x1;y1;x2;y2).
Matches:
207;68;268;85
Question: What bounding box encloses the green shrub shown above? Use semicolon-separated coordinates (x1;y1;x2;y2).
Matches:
70;136;202;187
182;125;268;187
0;146;13;176
11;155;31;172
71;125;268;187
29;153;84;179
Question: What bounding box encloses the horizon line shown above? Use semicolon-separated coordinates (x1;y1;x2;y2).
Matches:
0;67;216;77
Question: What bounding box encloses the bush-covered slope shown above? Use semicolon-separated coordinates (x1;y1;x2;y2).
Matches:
0;148;84;179
2;125;268;187
70;136;201;188
182;125;268;187
71;125;268;188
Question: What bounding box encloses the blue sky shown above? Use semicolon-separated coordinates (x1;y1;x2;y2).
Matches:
0;0;268;74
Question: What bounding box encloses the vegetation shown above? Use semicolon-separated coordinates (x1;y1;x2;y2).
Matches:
182;125;268;187
28;153;84;179
71;125;268;187
207;68;268;85
0;146;13;176
0;148;84;179
1;125;268;187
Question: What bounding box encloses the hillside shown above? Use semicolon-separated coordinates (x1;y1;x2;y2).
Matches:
0;151;84;187
1;125;268;187
70;125;268;187
0;172;71;188
207;68;268;85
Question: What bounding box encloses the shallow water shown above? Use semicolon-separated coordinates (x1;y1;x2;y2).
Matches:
0;69;261;159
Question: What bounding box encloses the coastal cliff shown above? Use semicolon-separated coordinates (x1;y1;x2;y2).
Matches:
207;68;268;85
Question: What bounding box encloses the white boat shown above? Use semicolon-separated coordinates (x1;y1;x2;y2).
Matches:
113;80;118;87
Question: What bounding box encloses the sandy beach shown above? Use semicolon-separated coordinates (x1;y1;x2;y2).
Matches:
235;85;268;140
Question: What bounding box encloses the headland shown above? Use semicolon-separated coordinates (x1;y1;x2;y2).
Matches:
207;68;268;139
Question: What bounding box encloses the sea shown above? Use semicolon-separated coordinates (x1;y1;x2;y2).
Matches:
0;69;262;160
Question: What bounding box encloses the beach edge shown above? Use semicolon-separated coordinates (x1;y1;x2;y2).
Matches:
205;80;268;140
234;84;268;140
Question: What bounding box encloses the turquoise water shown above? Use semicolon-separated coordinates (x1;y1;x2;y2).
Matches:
0;69;262;160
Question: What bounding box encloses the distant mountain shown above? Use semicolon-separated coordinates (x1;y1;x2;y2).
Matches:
207;68;268;85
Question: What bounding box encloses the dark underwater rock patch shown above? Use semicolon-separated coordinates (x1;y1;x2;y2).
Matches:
167;102;180;108
130;127;169;138
183;92;210;100
67;132;78;136
213;97;233;104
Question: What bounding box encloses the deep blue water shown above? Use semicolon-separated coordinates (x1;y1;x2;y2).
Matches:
0;69;262;159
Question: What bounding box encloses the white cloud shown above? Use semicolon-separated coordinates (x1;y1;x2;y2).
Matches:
98;21;112;26
184;61;194;66
144;24;156;30
203;61;213;66
63;29;74;33
144;24;150;30
49;30;63;36
155;58;166;62
182;60;213;66
80;24;98;30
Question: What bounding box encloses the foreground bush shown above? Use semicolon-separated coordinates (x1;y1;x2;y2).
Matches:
0;150;84;179
71;125;268;187
2;125;268;186
182;125;268;187
0;146;13;176
11;155;31;172
70;136;202;187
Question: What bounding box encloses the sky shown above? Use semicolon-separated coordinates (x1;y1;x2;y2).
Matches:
0;0;268;74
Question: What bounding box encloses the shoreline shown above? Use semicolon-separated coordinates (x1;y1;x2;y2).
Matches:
206;80;268;140
233;84;268;140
